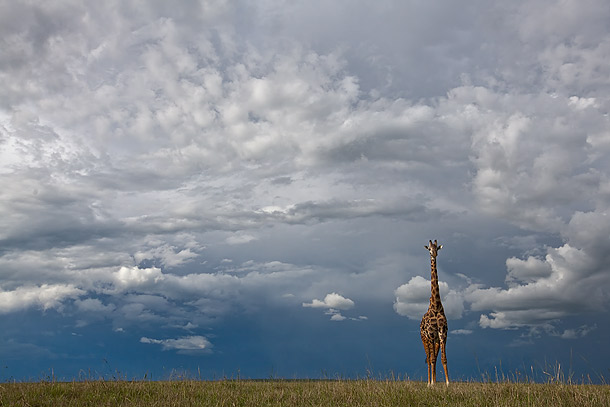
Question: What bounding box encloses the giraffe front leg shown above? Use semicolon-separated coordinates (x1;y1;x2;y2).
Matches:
431;341;440;385
423;340;432;386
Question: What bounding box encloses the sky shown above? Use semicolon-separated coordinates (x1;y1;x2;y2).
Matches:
1;0;610;382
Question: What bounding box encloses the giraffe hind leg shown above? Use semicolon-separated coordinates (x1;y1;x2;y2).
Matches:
439;321;449;386
441;341;449;386
428;342;435;386
421;337;432;385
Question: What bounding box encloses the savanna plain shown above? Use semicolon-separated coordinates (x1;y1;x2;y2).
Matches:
1;379;609;407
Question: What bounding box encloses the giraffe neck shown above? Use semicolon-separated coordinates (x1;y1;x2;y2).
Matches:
429;254;443;312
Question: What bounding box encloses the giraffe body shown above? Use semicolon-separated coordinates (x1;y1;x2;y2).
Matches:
420;239;449;386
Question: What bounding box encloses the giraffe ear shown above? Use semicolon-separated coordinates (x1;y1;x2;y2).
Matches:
438;245;443;250
424;245;429;250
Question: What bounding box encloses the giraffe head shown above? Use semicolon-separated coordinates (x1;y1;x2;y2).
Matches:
424;239;442;258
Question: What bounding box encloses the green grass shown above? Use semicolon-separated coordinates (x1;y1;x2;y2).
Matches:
1;380;609;407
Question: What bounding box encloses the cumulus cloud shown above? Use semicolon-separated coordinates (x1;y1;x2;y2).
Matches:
394;224;610;334
467;88;603;233
505;256;553;286
0;284;83;314
66;260;329;328
327;310;347;322
140;335;212;353
304;293;362;321
393;276;430;320
394;276;465;320
395;233;610;334
469;238;610;330
303;293;355;310
112;266;165;291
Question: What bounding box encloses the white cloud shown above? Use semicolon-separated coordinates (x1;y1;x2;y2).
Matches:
505;256;553;286
303;293;355;310
394;276;464;320
304;293;361;321
140;335;212;353
393;218;610;333
468;237;610;330
0;284;83;314
324;308;354;322
329;312;346;322
393;276;430;320
451;329;473;335
464;89;602;233
112;266;165;290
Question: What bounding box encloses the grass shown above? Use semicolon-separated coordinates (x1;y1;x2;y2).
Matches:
1;379;609;407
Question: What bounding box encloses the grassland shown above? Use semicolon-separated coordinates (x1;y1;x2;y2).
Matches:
1;379;609;407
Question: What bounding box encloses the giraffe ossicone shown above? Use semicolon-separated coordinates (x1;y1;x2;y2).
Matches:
419;239;449;387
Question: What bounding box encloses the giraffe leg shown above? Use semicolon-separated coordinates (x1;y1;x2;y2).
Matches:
439;322;449;386
441;341;449;386
432;341;440;385
422;337;432;386
427;343;434;386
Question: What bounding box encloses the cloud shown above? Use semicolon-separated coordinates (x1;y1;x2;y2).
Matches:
467;94;601;233
469;237;610;330
394;276;464;320
133;241;202;268
1;0;610;363
303;293;355;310
140;335;212;353
393;276;430;320
451;329;473;335
393;219;610;334
256;199;437;225
67;260;327;327
407;211;610;332
505;256;553;286
324;309;367;322
557;325;596;339
74;298;116;313
0;284;83;314
467;208;610;329
112;266;165;291
304;293;361;321
328;310;347;322
225;234;257;245
393;220;610;332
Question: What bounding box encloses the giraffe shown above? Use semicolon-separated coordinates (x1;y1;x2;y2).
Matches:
420;239;449;386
